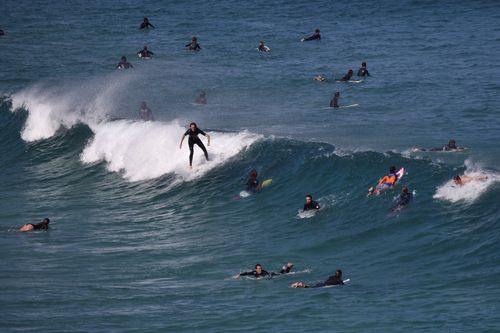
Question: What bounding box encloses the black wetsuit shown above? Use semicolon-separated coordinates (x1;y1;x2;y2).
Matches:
341;72;353;81
184;128;209;166
330;96;339;108
0;29;4;36
246;177;259;192
307;275;344;288
140;107;153;121
357;67;370;77
303;32;321;41
239;270;276;278
138;49;154;57
392;192;413;211
140;21;155;29
116;61;133;69
186;42;201;50
30;221;49;230
303;201;320;211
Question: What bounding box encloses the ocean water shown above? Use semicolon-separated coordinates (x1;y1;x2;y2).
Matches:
1;0;500;332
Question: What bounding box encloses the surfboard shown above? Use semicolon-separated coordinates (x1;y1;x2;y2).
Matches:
232;178;272;200
261;179;272;188
339;104;359;109
335;80;363;83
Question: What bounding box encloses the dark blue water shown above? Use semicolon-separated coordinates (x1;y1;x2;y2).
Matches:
1;1;500;332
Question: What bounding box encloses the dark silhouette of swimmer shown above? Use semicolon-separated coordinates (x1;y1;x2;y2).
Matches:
303;194;320;211
19;218;50;232
116;56;133;69
291;269;344;288
140;17;155;29
235;263;294;278
139;102;154;121
357;62;370;77
0;28;4;36
301;29;321;42
330;91;340;108
429;139;464;151
391;187;413;211
258;41;271;52
179;122;210;169
246;169;260;192
195;91;207;104
340;69;354;81
186;36;201;51
137;46;154;58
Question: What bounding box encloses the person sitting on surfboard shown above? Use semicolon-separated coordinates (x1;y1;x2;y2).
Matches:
19;218;50;232
185;36;201;51
258;41;271;52
291;269;344;288
139;17;155;29
357;62;370;77
301;29;321;42
179;122;210;169
195;91;207;104
330;91;340;108
234;263;294;279
340;69;354;81
116;56;133;69
137;45;154;58
246;169;260;192
303;194;320;211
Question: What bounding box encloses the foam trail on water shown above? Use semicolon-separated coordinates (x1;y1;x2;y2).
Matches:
433;160;500;203
81;120;262;182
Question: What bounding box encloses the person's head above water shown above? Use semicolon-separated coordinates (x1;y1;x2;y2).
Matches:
335;269;342;277
305;194;313;202
402;186;409;193
143;17;149;23
453;175;462;185
334;91;340;97
121;56;127;62
141;101;147;108
390;166;396;174
361;62;367;67
249;169;257;179
192;36;197;42
315;29;320;33
348;69;353;74
448;139;457;148
255;264;263;273
189;122;198;130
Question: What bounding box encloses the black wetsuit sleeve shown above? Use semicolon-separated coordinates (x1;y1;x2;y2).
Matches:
184;129;191;136
148;23;155;28
149;51;155;55
365;69;370;76
239;271;254;277
197;129;206;136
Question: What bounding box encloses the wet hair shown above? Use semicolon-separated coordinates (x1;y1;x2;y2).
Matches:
192;36;197;41
362;62;367;67
336;269;342;277
255;264;262;269
249;169;257;178
315;29;320;33
448;139;457;148
390;166;396;173
334;91;340;97
42;218;50;224
402;187;409;193
306;194;313;200
453;175;461;181
121;56;127;61
348;69;353;73
189;122;197;128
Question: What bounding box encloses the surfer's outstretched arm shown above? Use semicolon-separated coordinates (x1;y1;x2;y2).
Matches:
206;134;210;146
179;135;186;149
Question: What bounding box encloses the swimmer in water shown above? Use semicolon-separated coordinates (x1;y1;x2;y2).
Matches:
291;269;344;288
303;194;320;211
139;102;154;121
139;17;155;29
195;91;207;104
258;41;271;52
116;56;133;69
301;29;321;42
330;91;340;108
357;62;370;77
234;263;294;279
453;175;488;186
19;218;50;232
186;36;201;51
137;45;154;58
179;122;210;169
313;75;326;81
340;69;354;81
391;186;413;211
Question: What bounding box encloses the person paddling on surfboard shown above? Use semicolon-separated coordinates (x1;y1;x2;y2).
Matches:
369;166;399;195
301;29;321;42
139;17;155;29
291;269;344;288
234;263;294;279
258;41;271;52
357;62;370;77
19;218;50;232
186;36;201;51
116;56;133;69
303;194;320;211
340;69;354;81
137;45;154;58
246;169;260;192
330;91;340;108
180;122;210;169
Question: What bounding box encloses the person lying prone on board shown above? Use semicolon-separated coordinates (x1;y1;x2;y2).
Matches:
19;218;50;232
291;269;344;288
234;263;294;279
453;175;488;186
368;166;399;195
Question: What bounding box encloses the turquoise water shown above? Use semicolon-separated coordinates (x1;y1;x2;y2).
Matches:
1;1;500;332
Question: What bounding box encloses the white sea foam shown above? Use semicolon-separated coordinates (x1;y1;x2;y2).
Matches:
81;120;262;182
433;161;499;203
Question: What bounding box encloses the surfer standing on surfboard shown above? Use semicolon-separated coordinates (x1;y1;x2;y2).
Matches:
180;122;210;169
